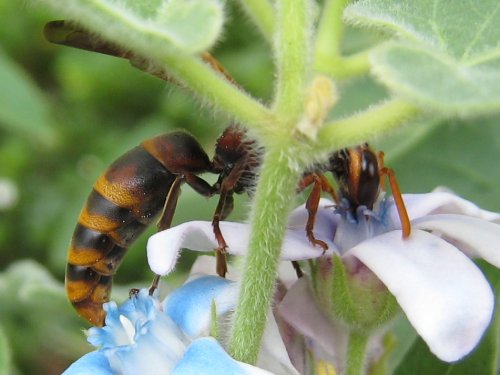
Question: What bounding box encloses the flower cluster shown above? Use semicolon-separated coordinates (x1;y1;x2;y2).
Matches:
65;189;500;374
63;275;292;374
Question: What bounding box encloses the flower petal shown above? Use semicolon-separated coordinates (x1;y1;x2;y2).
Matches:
413;214;500;267
163;275;238;337
258;306;302;375
147;221;333;275
389;191;500;224
62;351;114;375
346;230;494;362
171;337;274;375
278;277;346;365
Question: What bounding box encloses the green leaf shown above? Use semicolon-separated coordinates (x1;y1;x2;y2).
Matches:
378;115;500;212
0;260;92;370
35;0;225;55
345;0;500;116
0;50;57;146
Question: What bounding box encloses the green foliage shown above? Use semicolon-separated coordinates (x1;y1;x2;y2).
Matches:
0;261;90;374
0;51;57;147
379;116;500;211
37;0;225;55
0;324;12;375
345;0;500;116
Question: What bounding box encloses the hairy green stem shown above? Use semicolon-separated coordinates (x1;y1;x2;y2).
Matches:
316;99;421;155
229;147;300;364
346;331;370;375
315;50;371;79
237;0;275;42
313;0;370;78
272;0;311;123
161;53;274;131
314;0;349;60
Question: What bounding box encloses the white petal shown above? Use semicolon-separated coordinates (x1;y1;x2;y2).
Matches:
147;221;334;276
346;230;494;362
414;214;500;268
389;192;500;224
258;308;301;375
278;277;347;364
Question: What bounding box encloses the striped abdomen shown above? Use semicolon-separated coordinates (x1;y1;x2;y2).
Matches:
66;132;212;325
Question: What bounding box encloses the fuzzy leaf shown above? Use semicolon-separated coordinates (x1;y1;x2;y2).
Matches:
35;0;224;55
345;0;500;116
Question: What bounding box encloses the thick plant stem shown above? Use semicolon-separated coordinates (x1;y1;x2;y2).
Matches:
346;331;370;375
229;147;300;364
272;0;311;123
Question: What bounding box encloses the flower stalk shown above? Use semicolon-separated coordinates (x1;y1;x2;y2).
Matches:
229;148;301;363
272;0;311;123
346;331;370;375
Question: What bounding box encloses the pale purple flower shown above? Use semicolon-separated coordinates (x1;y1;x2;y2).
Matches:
147;189;500;365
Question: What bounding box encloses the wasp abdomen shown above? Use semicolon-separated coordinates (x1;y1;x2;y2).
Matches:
66;133;210;326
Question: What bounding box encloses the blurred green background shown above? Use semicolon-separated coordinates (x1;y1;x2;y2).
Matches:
0;2;498;375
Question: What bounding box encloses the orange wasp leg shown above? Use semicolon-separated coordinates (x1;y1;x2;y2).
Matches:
379;166;411;239
299;173;338;250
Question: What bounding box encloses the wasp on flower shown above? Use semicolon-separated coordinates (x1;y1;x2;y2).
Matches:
145;188;500;372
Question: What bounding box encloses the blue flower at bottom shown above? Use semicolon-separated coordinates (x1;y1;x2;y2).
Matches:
63;276;272;375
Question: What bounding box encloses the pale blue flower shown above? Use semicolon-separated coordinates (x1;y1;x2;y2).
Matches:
62;276;279;375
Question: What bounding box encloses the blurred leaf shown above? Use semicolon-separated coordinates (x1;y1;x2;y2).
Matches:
0;50;57;146
0;324;12;375
0;260;90;374
36;0;225;55
378;115;500;211
345;0;500;116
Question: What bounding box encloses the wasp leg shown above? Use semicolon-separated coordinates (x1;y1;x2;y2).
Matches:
157;176;183;231
212;158;248;277
380;167;411;238
299;173;336;251
142;176;185;297
291;261;304;278
185;174;218;198
212;189;234;278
